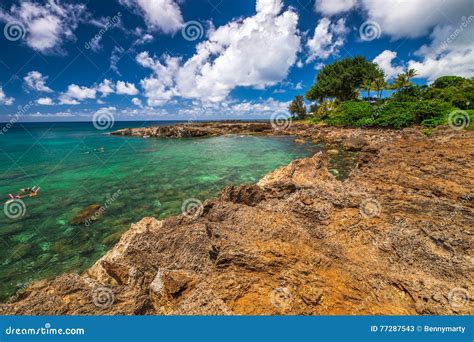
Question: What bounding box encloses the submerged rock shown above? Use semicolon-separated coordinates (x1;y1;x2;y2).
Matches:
69;204;102;225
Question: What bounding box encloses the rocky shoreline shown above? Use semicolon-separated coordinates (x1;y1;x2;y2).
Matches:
1;123;473;315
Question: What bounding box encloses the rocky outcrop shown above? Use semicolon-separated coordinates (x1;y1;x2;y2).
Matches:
1;126;473;315
111;122;275;138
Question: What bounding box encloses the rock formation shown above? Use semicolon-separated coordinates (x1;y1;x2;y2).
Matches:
1;125;472;315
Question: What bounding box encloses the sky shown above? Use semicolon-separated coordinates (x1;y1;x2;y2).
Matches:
0;0;472;122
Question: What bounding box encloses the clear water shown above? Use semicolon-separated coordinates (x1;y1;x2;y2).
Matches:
0;121;323;301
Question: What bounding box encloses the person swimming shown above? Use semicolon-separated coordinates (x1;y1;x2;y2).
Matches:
7;186;40;200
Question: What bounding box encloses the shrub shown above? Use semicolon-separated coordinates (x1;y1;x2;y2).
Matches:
325;100;372;127
412;100;454;124
432;76;466;89
372;102;416;128
316;99;338;119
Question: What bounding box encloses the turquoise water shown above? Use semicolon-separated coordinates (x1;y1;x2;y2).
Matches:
0;121;323;301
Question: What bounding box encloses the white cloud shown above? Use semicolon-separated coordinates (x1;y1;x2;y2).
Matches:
59;84;96;104
373;50;404;80
0;86;14;105
132;97;143;107
37;97;54;105
136;0;301;106
314;0;357;15
116;81;139;95
97;79;115;97
0;0;86;53
361;0;471;39
407;18;474;81
306;17;347;62
119;0;183;34
24;71;53;92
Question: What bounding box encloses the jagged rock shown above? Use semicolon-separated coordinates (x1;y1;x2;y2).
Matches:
342;136;367;151
3;126;473;316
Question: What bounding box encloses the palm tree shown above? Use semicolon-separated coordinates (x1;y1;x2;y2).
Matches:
405;68;418;83
392;73;410;93
373;77;387;99
361;79;374;100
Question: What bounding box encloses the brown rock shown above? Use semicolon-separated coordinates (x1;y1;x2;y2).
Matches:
70;204;102;225
342;136;367;151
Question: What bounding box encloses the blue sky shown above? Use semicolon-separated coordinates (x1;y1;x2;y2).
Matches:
0;0;472;122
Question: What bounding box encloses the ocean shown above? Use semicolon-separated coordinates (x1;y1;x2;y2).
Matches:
0;121;324;301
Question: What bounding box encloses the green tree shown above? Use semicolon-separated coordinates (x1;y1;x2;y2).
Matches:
361;79;374;100
391;73;411;93
288;95;307;119
306;56;384;102
309;103;319;115
405;68;418;83
373;77;387;99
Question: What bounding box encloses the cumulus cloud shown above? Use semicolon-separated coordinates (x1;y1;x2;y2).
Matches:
136;0;301;106
97;79;115;97
59;84;96;104
407;17;474;81
0;0;86;53
119;0;183;34
116;81;139;95
24;71;53;92
314;0;357;15
306;17;347;62
373;50;404;80
361;0;471;39
37;97;54;105
0;86;14;105
132;97;143;107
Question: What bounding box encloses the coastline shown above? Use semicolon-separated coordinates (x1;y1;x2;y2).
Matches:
1;123;473;315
